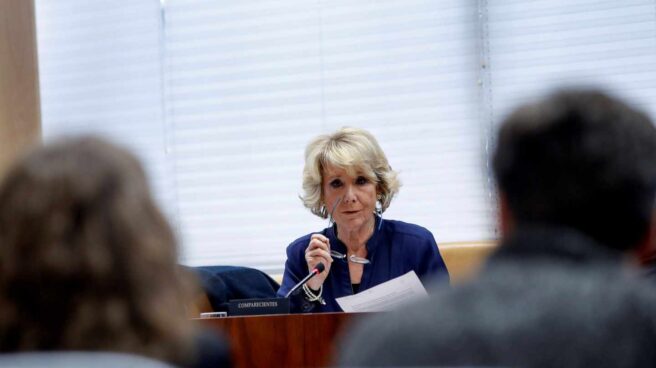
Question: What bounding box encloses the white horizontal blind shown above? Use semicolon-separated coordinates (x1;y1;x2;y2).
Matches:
316;2;493;244
486;0;656;122
34;0;176;218
163;0;325;272
38;1;655;274
164;0;493;273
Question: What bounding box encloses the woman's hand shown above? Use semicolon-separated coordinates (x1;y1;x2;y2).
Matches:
305;233;333;290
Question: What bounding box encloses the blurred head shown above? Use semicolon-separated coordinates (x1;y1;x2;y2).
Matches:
0;137;194;363
301;127;400;222
493;89;656;252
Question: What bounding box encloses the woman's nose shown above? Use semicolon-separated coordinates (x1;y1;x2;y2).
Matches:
343;186;356;203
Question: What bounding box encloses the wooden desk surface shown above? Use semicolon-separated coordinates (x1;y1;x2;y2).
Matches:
197;312;364;367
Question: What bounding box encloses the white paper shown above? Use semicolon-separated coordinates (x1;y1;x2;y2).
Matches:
335;271;428;313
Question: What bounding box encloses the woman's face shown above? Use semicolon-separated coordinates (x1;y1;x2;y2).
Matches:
322;163;378;233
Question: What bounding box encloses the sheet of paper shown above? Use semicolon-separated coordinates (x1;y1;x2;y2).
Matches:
335;271;428;313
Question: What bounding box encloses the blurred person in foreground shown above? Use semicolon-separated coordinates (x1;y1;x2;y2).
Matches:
277;127;449;313
0;137;228;367
339;89;656;367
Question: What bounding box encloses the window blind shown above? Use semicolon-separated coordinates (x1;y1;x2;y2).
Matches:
35;1;656;274
163;0;492;272
486;0;656;122
34;0;177;218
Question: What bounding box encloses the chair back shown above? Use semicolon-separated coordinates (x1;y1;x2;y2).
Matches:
440;241;497;284
194;266;280;313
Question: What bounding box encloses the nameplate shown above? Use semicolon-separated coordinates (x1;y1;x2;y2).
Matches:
228;297;290;316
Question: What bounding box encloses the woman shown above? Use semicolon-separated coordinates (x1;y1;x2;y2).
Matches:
277;127;449;313
0;137;226;366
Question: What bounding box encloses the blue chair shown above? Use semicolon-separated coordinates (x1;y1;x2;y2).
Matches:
193;266;280;313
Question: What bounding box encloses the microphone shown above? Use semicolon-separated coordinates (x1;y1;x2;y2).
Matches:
285;262;325;298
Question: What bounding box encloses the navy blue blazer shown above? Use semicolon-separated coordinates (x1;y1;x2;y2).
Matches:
277;216;449;313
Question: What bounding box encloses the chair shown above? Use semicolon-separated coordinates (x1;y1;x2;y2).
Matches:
193;266;280;313
439;241;497;284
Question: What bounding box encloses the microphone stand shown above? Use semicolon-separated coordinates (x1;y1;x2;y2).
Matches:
285;263;325;298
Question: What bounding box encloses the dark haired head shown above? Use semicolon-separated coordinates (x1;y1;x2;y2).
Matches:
0;137;194;363
493;89;656;251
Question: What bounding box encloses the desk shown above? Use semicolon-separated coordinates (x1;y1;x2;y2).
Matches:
197;312;362;367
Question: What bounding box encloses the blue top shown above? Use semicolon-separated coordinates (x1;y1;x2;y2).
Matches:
277;216;449;313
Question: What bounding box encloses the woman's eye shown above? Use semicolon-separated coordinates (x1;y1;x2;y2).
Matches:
329;179;343;188
355;176;369;185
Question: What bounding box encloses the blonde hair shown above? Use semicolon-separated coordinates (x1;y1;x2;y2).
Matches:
301;127;400;218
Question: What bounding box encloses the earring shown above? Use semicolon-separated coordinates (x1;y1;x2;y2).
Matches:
321;204;333;226
375;200;383;230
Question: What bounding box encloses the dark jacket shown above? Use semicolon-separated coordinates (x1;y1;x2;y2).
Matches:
339;226;656;367
277;216;449;313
